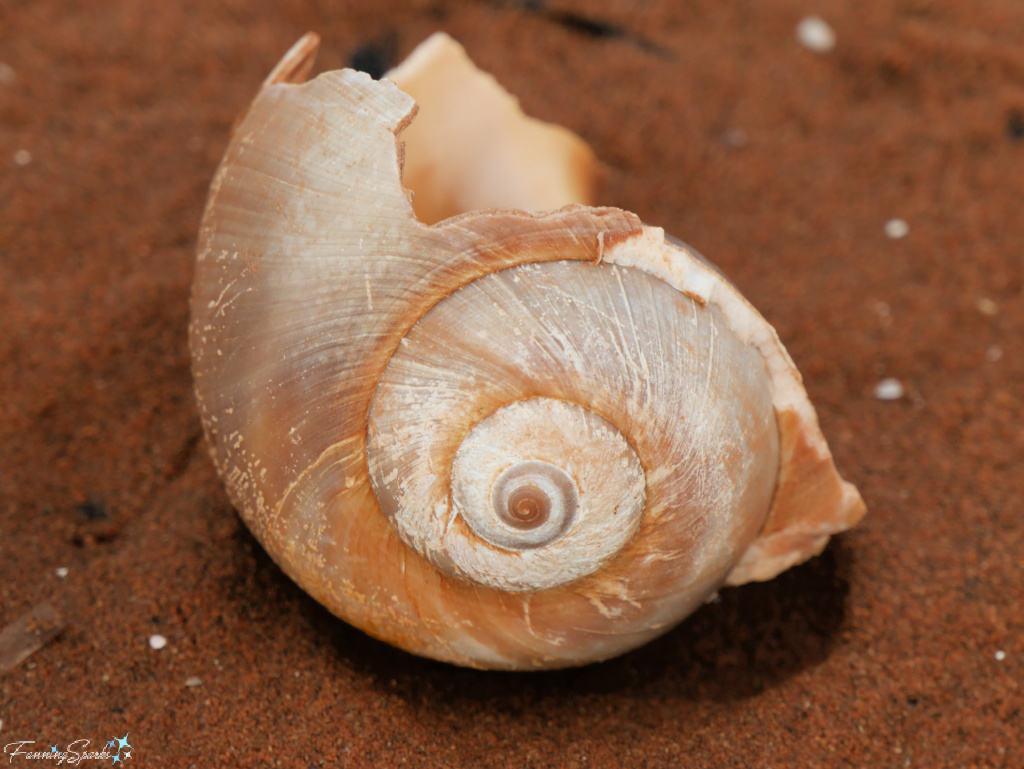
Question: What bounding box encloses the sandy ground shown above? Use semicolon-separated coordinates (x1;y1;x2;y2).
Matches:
1;1;1022;766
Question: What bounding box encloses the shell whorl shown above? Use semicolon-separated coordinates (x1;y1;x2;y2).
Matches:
366;259;779;594
189;35;867;669
372;395;648;592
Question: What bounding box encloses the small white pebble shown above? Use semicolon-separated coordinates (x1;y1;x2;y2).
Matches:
796;16;836;53
873;378;905;401
985;344;1004;363
885;219;909;239
55;567;69;579
0;63;14;85
994;650;1006;662
13;149;31;166
976;297;998;316
184;676;202;687
148;634;168;650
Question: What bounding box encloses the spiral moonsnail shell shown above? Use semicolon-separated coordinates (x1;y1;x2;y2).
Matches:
190;33;866;669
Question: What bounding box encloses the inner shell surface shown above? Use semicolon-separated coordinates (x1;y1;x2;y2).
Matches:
367;260;780;597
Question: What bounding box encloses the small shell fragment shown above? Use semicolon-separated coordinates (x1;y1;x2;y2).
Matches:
148;634;168;650
873;378;905;401
976;298;998;316
796;16;836;53
0;603;66;675
884;219;909;239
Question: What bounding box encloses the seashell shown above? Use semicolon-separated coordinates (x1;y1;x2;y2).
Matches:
189;32;866;669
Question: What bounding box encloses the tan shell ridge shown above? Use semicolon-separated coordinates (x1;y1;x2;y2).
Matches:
190;33;865;669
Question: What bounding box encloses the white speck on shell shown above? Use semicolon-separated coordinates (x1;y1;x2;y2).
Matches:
994;650;1007;661
148;634;168;650
13;149;31;166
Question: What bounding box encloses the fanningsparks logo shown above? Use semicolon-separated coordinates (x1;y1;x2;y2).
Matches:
2;733;133;765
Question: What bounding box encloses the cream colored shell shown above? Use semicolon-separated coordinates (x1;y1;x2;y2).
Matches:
189;33;866;669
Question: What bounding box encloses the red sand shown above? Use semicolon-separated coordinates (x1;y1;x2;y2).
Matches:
1;1;1021;766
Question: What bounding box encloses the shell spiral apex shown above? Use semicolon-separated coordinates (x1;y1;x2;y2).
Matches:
189;32;866;670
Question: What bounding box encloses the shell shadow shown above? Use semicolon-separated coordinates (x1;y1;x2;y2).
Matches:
279;533;854;707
